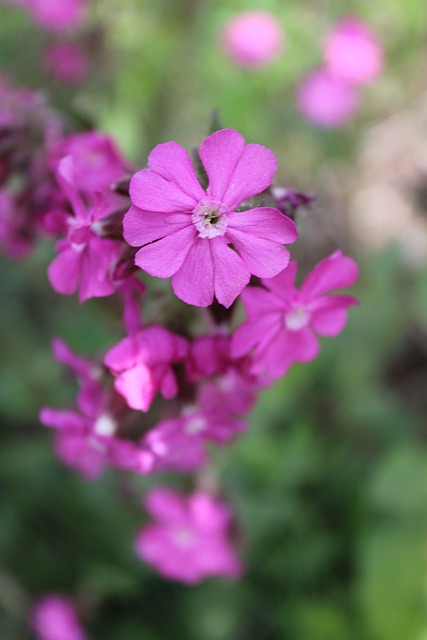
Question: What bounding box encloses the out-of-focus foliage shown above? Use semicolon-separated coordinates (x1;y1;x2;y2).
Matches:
1;0;427;639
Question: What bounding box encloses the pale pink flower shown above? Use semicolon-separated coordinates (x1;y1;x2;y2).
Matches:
221;11;284;67
135;488;242;583
124;129;298;308
324;18;383;85
232;251;359;378
31;595;85;640
44;41;88;85
104;326;188;412
296;68;359;127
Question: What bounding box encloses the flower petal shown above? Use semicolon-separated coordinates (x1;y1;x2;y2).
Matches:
310;294;358;336
148;141;206;201
300;250;359;299
228;207;298;243
130;169;198;213
123;205;191;247
210;237;250;308
262;260;298;298
134;225;195;278
221;145;277;210
226;227;291;278
172;238;215;307
48;246;80;295
199;129;245;202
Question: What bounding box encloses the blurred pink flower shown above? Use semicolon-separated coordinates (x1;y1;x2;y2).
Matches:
31;595;85;640
296;68;359;127
104;326;188;412
232;251;359;378
221;11;284;67
135;488;242;583
47;156;122;302
324;18;383;85
28;0;87;31
124;129;297;308
44;41;88;85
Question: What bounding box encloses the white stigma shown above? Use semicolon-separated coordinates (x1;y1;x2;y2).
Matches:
93;414;117;437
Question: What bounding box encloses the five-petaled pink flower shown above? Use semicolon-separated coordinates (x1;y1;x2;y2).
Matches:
135;487;242;583
232;251;359;378
123;128;298;308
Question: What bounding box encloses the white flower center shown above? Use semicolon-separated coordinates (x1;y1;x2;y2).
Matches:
172;527;196;549
284;307;311;331
184;416;206;435
93;414;117;437
192;198;228;239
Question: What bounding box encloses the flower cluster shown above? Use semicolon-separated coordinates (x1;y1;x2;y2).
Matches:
0;88;358;589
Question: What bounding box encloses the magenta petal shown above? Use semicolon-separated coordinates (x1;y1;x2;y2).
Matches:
114;363;156;411
221;145;277;210
300;250;359;299
310;294;358;336
123;205;191;247
226;227;291;278
231;314;281;358
48;246;80;295
39;408;86;431
199;129;245;202
130;169;198;213
240;286;284;316
134;226;195;278
228;207;298;243
262;261;298;298
210;237;250;308
148;141;206;201
145;488;188;523
172;239;214;307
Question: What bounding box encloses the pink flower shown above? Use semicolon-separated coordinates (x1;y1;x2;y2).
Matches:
296;68;359;128
232;251;359;378
135;488;242;583
142;400;247;473
221;11;284;67
123;129;298;308
104;326;188;412
47;157;122;302
44;41;88;85
31;595;85;640
324;18;383;86
26;0;87;31
50;131;129;198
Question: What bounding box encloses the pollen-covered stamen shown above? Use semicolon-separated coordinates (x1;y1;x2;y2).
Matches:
192;197;228;239
284;306;311;331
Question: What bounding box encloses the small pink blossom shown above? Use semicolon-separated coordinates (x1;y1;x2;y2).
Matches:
50;131;129;199
221;11;284;67
47;156;122;302
135;488;242;583
232;251;359;378
324;18;383;86
296;68;359;128
31;595;85;640
104;325;188;412
124;128;298;308
25;0;87;31
44;41;88;85
141;399;247;473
